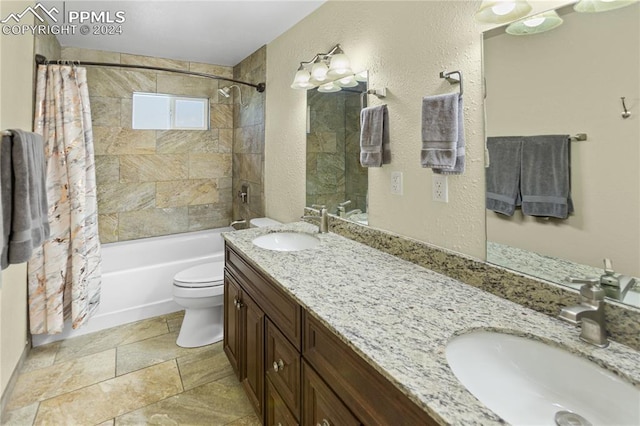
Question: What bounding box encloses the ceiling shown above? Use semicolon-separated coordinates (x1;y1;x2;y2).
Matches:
40;1;325;66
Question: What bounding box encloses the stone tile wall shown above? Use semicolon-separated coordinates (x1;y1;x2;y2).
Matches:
60;48;235;242
232;46;266;224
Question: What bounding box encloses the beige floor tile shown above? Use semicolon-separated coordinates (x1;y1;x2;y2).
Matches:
177;342;234;390
34;360;183;425
166;311;185;333
116;332;211;376
21;342;61;373
7;349;115;411
1;402;39;426
114;375;253;426
56;316;169;363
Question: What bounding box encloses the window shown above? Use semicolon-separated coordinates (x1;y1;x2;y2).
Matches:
132;93;209;130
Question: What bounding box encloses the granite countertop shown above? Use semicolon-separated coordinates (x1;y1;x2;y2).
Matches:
222;222;640;425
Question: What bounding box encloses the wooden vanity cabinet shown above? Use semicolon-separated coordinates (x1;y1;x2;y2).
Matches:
224;244;438;426
223;269;265;418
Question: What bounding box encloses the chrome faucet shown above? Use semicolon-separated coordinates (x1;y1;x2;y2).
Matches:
302;204;329;233
229;219;247;230
559;277;608;347
337;200;352;217
599;258;638;302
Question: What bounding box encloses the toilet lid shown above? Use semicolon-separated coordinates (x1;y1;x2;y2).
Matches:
174;261;224;287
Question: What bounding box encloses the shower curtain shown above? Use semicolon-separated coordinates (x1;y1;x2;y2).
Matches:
27;64;102;334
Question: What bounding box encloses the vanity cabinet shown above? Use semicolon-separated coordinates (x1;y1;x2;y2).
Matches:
224;244;438;426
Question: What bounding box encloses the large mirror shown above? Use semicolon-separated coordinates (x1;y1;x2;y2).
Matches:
306;74;368;225
484;2;639;307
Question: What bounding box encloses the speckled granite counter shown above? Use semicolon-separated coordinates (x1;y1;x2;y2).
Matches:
223;222;640;426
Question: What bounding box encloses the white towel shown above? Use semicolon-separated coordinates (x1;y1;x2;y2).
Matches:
359;105;390;167
421;93;465;174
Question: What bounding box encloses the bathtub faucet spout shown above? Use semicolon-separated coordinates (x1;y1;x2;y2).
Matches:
230;219;247;230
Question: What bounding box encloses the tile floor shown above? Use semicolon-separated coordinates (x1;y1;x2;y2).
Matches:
2;312;260;426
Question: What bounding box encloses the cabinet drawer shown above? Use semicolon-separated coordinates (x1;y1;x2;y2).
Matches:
266;319;301;420
266;378;299;426
226;245;302;349
302;361;360;426
303;312;438;426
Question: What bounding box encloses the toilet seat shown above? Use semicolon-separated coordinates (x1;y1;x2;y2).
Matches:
174;261;224;288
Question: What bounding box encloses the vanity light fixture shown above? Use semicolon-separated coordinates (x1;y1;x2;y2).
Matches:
290;44;355;92
506;10;564;35
574;0;638;13
475;0;532;24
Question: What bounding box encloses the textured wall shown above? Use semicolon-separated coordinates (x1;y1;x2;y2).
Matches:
60;48;234;242
485;4;640;276
232;46;266;223
265;0;486;259
0;0;35;401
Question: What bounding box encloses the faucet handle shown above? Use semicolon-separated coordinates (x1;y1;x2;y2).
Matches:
338;200;352;207
603;258;615;275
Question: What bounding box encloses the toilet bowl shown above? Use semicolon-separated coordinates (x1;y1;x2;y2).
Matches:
172;217;281;348
173;261;225;348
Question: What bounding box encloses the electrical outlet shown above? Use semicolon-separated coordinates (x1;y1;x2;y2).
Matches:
391;171;403;195
432;174;448;202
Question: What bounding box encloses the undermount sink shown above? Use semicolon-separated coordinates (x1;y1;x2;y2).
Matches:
446;331;640;426
252;232;320;252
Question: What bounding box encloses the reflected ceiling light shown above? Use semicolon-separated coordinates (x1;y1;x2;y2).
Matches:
574;0;638;13
475;0;532;23
318;81;341;93
506;10;564;35
336;75;359;88
354;71;368;82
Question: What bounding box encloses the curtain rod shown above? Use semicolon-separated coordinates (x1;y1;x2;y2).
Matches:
34;54;265;93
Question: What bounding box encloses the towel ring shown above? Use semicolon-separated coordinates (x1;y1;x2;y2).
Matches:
440;70;463;96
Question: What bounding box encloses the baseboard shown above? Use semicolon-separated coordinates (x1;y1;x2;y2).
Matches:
32;299;182;347
0;341;30;423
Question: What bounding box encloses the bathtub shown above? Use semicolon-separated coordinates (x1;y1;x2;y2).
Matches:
32;227;231;347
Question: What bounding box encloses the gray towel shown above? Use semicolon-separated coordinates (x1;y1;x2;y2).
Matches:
486;136;523;216
421;93;465;174
1;130;50;269
521;135;573;219
359;104;390;167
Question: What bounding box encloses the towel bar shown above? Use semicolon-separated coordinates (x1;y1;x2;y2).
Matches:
570;133;587;141
1;130;12;136
440;70;463;96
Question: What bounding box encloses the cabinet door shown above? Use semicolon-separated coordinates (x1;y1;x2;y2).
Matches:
302;361;360;426
243;291;265;420
223;271;242;379
266;319;301;420
266;378;299;426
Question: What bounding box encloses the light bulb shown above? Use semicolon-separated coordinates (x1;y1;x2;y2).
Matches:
311;62;328;82
327;53;352;79
491;1;516;15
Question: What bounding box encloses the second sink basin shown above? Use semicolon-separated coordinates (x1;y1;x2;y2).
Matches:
252;232;320;252
446;331;640;426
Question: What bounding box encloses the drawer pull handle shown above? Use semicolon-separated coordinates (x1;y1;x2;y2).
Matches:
273;359;285;372
317;420;330;426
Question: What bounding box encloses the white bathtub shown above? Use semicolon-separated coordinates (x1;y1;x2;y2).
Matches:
32;227;231;346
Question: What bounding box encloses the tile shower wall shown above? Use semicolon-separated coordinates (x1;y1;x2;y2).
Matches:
60;48;234;242
232;46;266;223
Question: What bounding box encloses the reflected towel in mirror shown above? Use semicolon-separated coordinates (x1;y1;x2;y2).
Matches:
359;104;390;167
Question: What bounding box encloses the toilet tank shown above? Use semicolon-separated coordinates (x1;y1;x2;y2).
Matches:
250;217;281;228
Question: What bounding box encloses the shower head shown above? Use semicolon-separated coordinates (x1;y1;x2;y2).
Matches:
218;86;232;98
217;84;246;107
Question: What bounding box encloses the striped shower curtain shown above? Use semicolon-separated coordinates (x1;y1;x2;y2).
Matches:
27;64;102;334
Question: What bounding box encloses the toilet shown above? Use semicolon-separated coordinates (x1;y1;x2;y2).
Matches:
172;217;281;348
